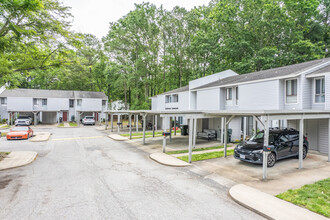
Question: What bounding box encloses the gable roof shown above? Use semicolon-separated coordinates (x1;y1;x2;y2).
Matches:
150;85;189;98
193;58;330;90
0;88;108;100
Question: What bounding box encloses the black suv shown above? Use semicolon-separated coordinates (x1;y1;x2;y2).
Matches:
234;128;309;167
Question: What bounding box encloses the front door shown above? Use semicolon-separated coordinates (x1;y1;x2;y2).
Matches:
63;112;68;122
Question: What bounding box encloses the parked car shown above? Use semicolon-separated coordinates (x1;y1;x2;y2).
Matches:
15;116;32;126
6;126;33;140
234;128;309;167
82;116;95;125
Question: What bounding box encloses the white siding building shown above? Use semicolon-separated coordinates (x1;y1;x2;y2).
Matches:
0;88;108;124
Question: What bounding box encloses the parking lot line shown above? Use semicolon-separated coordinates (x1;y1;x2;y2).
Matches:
52;136;105;141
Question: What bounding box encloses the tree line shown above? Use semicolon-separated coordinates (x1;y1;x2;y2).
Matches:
1;0;330;109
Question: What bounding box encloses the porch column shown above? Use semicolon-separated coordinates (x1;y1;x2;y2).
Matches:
174;117;177;136
253;116;257;136
188;118;193;163
224;117;228;157
220;117;224;144
162;117;166;153
111;114;113;132
142;114;146;145
117;114;120;133
34;112;37;126
299;118;304;169
169;117;172;142
328;118;330;162
193;118;197;148
7;112;10;125
129;114;132;140
243;117;247;141
136;115;139;132
152;115;155;137
155;115;158;131
104;113;108;130
262;116;269;180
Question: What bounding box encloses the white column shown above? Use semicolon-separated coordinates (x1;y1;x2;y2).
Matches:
136;115;138;132
162;117;166;153
169;117;172;142
104;113;108;130
155;115;158;131
243;117;247;141
224;117;228;157
262;116;269;180
193;118;197;148
7;112;10;125
134;115;136;127
129;114;132;140
328;119;330;162
299;118;304;169
142;114;146;145
152;115;155;137
220;117;224;144
253;116;257;137
110;114;113;132
188;118;193;163
174;117;177;136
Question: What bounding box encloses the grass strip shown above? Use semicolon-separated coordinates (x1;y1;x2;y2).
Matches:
58;123;64;127
177;149;234;162
1;132;8;137
0;152;10;155
69;122;78;127
276;178;330;217
121;130;180;137
166;145;224;155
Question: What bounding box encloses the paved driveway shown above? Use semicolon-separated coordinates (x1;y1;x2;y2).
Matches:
0;127;263;220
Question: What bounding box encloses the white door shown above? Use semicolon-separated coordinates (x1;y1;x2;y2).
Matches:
305;119;319;151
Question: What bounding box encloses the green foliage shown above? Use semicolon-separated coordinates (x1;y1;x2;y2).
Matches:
276;178;330;217
2;0;330;110
178;149;235;162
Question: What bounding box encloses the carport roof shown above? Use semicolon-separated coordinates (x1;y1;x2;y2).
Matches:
0;88;108;99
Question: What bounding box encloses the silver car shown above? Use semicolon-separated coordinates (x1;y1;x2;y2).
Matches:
82;116;95;125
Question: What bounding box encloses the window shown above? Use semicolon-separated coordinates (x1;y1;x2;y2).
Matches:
69;99;74;108
235;87;239;105
285;79;298;103
77;99;82;106
315;78;325;103
33;98;38;105
42;99;47;106
1;97;7;105
102;100;106;106
226;88;232;100
172;94;178;103
165;95;171;103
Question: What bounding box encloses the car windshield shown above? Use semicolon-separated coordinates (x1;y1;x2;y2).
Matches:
249;132;278;144
11;127;28;131
18;116;30;119
86;117;94;119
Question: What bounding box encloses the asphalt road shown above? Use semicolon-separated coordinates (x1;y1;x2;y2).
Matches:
0;127;263;220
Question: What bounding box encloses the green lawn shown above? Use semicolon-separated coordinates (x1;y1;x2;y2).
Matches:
121;129;180;137
69;122;78;127
166;145;224;155
177;149;234;162
0;124;10;128
1;132;7;137
58;123;64;127
276;178;330;217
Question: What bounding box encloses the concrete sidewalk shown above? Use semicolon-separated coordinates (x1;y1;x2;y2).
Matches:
0;151;38;170
150;153;191;167
229;184;328;220
30;132;51;142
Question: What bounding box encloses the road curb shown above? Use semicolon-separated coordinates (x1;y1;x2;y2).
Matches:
149;153;191;167
229;184;328;220
0;151;38;171
30;132;51;142
108;134;128;141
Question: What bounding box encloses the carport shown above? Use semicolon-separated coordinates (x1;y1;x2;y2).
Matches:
76;111;102;124
203;110;330;180
7;110;40;125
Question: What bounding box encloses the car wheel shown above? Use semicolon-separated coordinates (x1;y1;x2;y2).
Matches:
303;146;307;159
267;152;276;167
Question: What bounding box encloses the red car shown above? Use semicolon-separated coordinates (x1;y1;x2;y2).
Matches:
7;127;34;140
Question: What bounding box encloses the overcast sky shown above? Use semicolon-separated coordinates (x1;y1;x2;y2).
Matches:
61;0;209;39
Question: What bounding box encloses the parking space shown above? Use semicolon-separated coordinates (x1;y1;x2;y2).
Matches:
195;151;330;195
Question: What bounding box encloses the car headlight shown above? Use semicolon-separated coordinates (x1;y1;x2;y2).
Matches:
252;149;263;154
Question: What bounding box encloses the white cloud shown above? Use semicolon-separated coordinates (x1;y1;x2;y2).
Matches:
61;0;209;39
